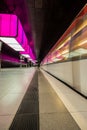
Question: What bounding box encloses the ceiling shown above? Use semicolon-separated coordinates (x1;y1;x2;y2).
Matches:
0;0;87;62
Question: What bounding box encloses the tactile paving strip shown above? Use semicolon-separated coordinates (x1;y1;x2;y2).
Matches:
24;92;38;101
9;114;39;130
9;70;39;130
17;101;39;114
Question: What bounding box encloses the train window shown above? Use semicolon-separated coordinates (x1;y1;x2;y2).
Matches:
51;35;70;62
42;12;87;65
69;15;87;60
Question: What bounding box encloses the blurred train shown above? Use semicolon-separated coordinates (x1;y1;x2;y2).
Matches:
41;4;87;97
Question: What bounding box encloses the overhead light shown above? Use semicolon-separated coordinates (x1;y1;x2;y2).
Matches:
28;58;32;61
21;54;30;58
0;13;36;60
0;14;28;52
0;37;24;51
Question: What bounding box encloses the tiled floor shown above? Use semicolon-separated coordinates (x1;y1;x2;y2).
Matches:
41;69;87;130
38;71;80;130
0;68;36;130
0;68;86;130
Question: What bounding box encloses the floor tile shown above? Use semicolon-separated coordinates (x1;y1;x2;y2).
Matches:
71;112;87;130
39;71;80;130
41;69;87;130
0;115;14;130
40;113;80;130
0;94;24;115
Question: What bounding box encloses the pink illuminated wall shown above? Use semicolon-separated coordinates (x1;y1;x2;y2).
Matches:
0;14;17;37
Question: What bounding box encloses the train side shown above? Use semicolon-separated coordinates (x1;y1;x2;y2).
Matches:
41;59;87;97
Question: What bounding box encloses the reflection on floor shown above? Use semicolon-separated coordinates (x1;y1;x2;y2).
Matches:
0;68;86;130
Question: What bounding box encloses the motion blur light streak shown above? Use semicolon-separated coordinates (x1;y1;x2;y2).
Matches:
78;40;87;46
41;4;87;65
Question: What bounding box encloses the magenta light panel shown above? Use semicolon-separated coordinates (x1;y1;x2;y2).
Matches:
0;14;36;61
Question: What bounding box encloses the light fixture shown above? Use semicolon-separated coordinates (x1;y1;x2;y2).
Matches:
0;14;27;52
0;37;24;51
0;13;36;62
21;54;30;58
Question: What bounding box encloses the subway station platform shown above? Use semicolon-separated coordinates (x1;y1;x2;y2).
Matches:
0;68;87;130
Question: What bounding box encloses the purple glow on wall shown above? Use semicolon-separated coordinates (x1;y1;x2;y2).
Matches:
16;19;23;44
29;48;35;60
20;46;35;60
22;33;28;51
1;54;20;63
20;32;36;60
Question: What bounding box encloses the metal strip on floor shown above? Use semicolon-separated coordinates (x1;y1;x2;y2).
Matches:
9;70;39;130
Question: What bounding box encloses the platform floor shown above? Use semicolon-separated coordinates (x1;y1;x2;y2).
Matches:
38;71;80;130
0;68;36;130
0;68;87;130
